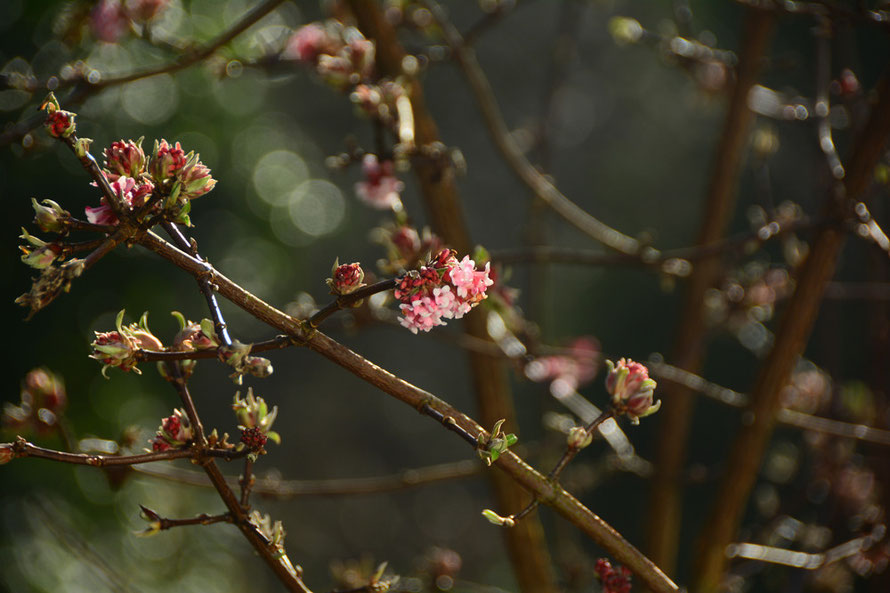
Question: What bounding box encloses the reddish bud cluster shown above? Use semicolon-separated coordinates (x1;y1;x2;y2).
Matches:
283;21;375;87
525;336;600;393
240;427;268;451
355;154;403;210
327;261;366;296
151;409;192;451
44;110;75;138
594;558;632;593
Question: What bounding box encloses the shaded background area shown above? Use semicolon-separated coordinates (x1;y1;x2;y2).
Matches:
2;1;890;592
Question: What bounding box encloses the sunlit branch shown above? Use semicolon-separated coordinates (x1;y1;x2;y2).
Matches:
726;524;886;569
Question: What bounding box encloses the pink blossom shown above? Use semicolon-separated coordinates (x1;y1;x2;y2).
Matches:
449;256;493;302
91;0;130;44
283;23;332;63
355;154;403;210
84;176;154;225
395;250;493;333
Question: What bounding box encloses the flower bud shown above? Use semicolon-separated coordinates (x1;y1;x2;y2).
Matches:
481;509;515;527
240;426;268;451
104;139;146;180
151;409;193;451
19;229;62;270
44;110;76;138
32;199;69;234
149;139;187;183
170;312;219;351
566;426;593;450
326;259;366;296
90;310;163;376
605;358;660;424
24;368;66;414
177;160;216;200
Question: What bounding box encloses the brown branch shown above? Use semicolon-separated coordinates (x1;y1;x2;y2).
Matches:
135;230;679;593
646;7;776;576
152;511;233;531
9;437;193;466
309;279;398;327
693;70;890;593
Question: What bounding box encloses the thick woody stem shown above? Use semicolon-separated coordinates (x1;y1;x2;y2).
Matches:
693;71;890;593
646;7;775;575
346;3;558;591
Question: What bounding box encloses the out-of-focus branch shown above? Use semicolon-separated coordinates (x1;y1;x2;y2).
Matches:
135;459;482;497
136;230;679;593
693;71;890;593
346;2;558;592
649;358;890;446
423;1;647;258
0;0;287;148
646;7;775;575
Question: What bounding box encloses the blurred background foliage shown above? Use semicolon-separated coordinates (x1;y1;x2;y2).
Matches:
2;1;890;592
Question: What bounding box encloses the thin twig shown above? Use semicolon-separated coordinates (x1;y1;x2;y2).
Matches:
162;221;232;346
167;364;207;446
240;458;255;508
154;512;233;531
814;18;845;180
423;0;646;257
309;279;398;327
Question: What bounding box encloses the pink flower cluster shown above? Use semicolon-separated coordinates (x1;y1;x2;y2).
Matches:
355;154;403;210
91;0;170;44
395;249;493;334
525;336;600;392
594;558;632;593
283;21;375;88
85;176;154;225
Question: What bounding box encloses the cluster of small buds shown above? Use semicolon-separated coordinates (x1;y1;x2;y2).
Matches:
232;388;281;448
832;68;861;97
351;80;408;126
151;409;193;451
80;137;215;227
91;0;170;43
283;21;375;88
327;259;366;296
594;558;632;593
3;368;67;435
604;358;660;424
218;341;273;384
15;258;85;318
40;94;76;138
525;336;601;393
90;310;163;376
394;249;493;334
240;426;268;451
355;154;404;211
19;228;63;270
